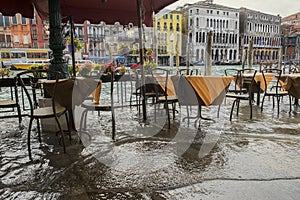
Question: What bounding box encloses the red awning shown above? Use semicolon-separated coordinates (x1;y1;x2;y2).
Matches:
1;0;34;19
1;0;178;26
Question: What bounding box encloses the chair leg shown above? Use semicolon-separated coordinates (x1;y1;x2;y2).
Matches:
249;99;253;119
217;104;221;118
277;96;280;116
166;102;171;129
289;95;292;113
36;119;41;143
54;115;66;153
236;99;240;116
261;94;266;112
17;105;22;127
28;118;33;161
65;112;72;141
230;99;236;121
172;102;176;119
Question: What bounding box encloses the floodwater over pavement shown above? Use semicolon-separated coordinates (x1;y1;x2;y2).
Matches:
1;66;300;199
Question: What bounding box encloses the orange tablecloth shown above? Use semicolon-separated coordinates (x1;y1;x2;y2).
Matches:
154;75;176;96
283;73;300;99
185;75;234;106
243;72;274;92
42;77;100;109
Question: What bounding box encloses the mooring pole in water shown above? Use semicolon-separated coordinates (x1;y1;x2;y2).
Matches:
205;30;213;76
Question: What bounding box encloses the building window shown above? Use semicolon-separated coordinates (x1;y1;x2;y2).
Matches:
170;14;173;19
4;16;10;27
32;28;38;39
21;17;26;25
0;15;3;26
170;23;173;30
32;42;38;48
163;14;168;19
196;9;199;14
23;35;29;44
176;15;180;20
217;11;219;15
12;16;17;24
176;23;180;31
164;22;167;30
157;22;160;30
14;35;19;43
31;14;37;24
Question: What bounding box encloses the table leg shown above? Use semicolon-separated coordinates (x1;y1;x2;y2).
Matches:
257;81;260;106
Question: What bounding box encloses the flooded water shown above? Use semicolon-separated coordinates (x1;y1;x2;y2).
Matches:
1;66;300;199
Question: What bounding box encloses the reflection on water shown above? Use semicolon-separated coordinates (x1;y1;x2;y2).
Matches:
1;65;300;199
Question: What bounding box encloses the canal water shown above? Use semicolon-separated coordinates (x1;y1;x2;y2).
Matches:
0;65;300;199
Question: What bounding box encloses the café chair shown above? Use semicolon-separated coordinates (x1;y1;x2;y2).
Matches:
224;68;247;94
79;71;116;140
16;69;71;161
226;69;257;121
0;77;22;127
129;69;142;111
151;68;178;129
260;68;291;115
171;75;201;127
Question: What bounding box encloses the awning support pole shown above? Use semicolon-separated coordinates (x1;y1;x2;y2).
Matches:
48;0;69;79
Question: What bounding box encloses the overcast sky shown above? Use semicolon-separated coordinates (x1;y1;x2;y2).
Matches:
164;0;300;18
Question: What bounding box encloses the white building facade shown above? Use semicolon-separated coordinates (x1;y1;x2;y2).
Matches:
239;8;282;63
184;1;240;64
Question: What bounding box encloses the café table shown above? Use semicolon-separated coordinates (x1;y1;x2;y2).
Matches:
283;73;300;105
185;75;234;106
183;75;233;121
42;77;100;132
241;72;274;106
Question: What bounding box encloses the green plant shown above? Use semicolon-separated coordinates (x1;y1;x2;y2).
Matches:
93;64;104;71
144;61;157;73
67;36;83;50
29;64;47;77
68;64;80;76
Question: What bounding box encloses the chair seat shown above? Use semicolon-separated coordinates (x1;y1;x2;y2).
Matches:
33;106;67;117
227;88;247;93
226;93;250;100
0;100;17;107
158;95;178;102
265;90;289;95
81;102;111;111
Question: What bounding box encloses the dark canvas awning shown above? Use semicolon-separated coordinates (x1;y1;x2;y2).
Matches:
1;0;178;26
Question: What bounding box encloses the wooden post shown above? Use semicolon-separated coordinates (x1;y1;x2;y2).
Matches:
205;30;212;76
248;39;254;71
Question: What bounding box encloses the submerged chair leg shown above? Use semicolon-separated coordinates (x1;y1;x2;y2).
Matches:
36;119;41;143
65;112;72;141
249;99;253;120
54;115;66;153
28;118;33;161
261;94;266;112
229;99;236;121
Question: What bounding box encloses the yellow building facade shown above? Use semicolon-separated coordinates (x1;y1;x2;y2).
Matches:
155;11;183;66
